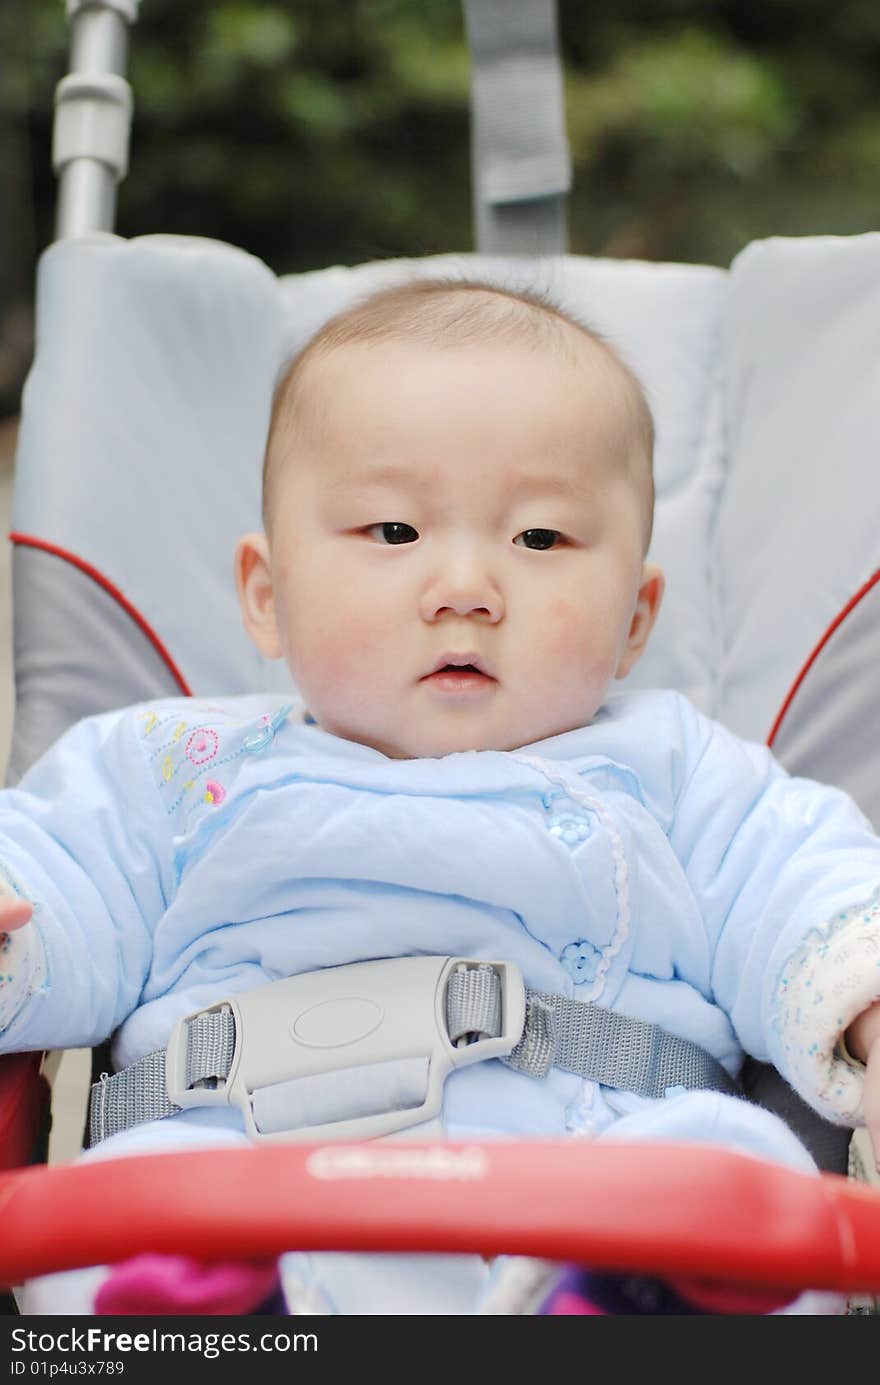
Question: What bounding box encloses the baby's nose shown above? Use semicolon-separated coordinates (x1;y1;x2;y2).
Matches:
432;596;499;620
421;563;504;623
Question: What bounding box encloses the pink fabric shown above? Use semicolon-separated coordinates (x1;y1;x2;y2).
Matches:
94;1253;280;1316
543;1291;607;1315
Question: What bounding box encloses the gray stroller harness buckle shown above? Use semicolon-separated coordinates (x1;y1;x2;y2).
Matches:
160;956;525;1143
89;956;738;1147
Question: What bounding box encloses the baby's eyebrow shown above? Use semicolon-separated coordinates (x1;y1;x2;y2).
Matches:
327;464;587;500
326;463;423;492
507;472;588;501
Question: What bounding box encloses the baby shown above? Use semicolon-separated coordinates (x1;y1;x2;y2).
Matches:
2;278;880;1316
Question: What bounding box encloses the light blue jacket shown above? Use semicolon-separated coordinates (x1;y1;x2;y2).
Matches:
2;688;878;1139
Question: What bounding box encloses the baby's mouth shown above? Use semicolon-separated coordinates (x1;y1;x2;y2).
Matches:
421;656;497;691
424;651;494;676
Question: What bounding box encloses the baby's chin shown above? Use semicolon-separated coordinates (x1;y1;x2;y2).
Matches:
307;712;592;759
398;710;603;759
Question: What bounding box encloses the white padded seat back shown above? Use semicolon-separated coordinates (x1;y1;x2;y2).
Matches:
12;232;880;800
717;235;880;740
14;235;292;702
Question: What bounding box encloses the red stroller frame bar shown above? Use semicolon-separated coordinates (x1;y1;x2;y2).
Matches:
2;1140;880;1296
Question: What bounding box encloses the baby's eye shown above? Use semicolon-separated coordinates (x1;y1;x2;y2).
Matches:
513;528;562;550
365;522;419;545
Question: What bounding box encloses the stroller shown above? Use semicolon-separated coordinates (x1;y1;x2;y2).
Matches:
1;0;880;1312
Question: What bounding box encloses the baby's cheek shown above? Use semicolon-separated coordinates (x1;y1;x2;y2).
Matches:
300;624;357;686
528;604;586;687
540;601;619;695
545;596;577;626
541;598;592;654
299;606;390;687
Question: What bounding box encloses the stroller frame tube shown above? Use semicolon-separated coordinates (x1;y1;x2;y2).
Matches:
54;1;139;240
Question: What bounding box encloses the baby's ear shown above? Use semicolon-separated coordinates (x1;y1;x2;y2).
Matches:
234;533;283;660
616;563;665;679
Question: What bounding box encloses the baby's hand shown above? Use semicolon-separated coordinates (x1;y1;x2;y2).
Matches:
0;877;32;933
846;1001;880;1173
0;901;32;933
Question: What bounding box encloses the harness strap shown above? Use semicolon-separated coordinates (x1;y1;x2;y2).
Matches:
464;0;571;254
90;1008;235;1146
90;968;736;1147
448;964;737;1096
513;991;737;1096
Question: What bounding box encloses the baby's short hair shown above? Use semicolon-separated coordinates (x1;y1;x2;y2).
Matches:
263;278;655;551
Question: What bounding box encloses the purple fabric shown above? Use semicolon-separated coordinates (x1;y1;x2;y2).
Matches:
537;1265;795;1316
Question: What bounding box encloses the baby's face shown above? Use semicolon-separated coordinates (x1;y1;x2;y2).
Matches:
238;338;663;759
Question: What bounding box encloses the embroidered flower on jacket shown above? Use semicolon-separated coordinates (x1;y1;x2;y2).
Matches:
186;728;219;766
203;780;226;806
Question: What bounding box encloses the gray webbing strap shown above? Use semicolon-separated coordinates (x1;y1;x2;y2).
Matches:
89;1007;235;1147
447;962;502;1042
448;965;738;1099
89;971;735;1145
464;0;571;255
508;990;739;1098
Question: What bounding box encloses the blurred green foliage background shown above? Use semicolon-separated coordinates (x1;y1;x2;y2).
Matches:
3;0;880;415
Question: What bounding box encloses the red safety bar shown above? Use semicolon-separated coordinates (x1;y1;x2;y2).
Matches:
2;1140;880;1295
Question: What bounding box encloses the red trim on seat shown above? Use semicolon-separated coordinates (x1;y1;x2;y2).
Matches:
0;1054;49;1171
9;533;192;697
767;568;880;748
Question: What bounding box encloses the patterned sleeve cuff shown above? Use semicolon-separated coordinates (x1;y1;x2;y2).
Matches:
773;887;880;1124
0;924;47;1033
